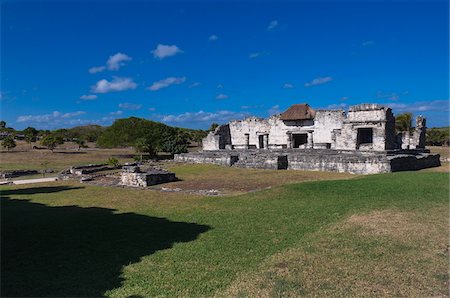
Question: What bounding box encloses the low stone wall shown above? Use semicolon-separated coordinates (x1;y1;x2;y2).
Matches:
120;166;177;187
174;149;441;174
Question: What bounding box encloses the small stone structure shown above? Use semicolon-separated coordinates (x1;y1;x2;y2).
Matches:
175;103;440;174
120;166;177;187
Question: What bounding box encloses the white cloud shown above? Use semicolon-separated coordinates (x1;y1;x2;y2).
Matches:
324;103;348;110
109;110;123;116
148;107;156;112
161;110;249;124
80;94;98;100
118;103;142;110
267;20;278;31
91;77;137;93
209;34;218;41
241;105;263;110
283;83;294;89
249;52;269;59
89;66;106;74
148;76;186;91
386;100;449;113
216;93;228;100
189;82;201;88
106;52;132;70
304;76;333;87
268;105;281;116
151;44;183;59
217;84;224;89
17;110;86;123
61;111;86;118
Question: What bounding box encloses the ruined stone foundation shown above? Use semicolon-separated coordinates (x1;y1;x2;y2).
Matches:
174;149;440;175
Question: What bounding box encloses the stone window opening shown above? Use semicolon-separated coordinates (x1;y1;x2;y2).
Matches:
357;128;373;149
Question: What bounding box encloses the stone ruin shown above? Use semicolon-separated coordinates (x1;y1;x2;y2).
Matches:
120;166;177;187
175;103;441;174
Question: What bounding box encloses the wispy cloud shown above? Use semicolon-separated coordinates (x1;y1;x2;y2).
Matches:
160;110;249;124
148;76;186;91
268;105;281;116
118;103;142;110
89;66;106;74
283;83;294;89
376;91;402;101
209;34;218;41
241;105;264;110
189;82;201;88
148;107;156;112
109;110;123;116
106;52;132;70
267;20;278;31
386;100;449;113
324;103;348;110
304;76;333;87
216;93;229;100
249;51;269;59
217;84;224;89
79;94;98;100
91;77;137;93
151;44;183;59
17;110;86;123
362;40;375;47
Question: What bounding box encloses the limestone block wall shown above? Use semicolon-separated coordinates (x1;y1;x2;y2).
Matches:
313;110;345;144
229;117;270;148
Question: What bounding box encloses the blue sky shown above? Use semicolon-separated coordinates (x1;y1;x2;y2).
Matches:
1;0;449;130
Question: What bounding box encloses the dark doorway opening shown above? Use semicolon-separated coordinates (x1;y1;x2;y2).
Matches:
259;135;264;149
292;134;307;148
357;128;373;149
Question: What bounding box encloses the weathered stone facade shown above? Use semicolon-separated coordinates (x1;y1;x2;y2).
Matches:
176;103;440;174
203;103;403;151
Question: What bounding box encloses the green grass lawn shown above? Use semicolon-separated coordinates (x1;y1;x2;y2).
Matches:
1;170;448;297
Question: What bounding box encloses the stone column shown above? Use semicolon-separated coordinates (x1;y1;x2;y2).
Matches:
245;133;250;149
307;132;313;149
286;132;292;149
263;134;269;150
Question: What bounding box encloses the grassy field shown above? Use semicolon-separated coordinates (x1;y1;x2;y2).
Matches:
1;168;448;297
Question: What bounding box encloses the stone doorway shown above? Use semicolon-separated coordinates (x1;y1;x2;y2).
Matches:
259;135;264;149
292;134;308;148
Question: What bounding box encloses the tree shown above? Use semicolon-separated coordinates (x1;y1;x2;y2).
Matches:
97;117;172;148
1;136;16;151
395;112;413;133
208;123;219;132
40;135;64;152
74;138;88;151
0;121;6;129
23;127;39;148
134;137;157;161
159;131;188;155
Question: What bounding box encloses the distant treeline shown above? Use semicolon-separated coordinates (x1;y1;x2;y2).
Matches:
426;127;449;146
0;118;209;154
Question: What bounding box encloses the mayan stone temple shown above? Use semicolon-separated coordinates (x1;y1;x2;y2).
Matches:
175;103;440;174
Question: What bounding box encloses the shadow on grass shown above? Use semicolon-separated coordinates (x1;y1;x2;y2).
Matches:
0;186;85;196
1;191;210;297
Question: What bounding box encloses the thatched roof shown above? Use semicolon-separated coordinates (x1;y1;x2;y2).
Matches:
280;104;316;121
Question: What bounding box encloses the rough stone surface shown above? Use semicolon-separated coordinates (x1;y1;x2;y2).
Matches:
174;149;441;175
120;167;177;187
